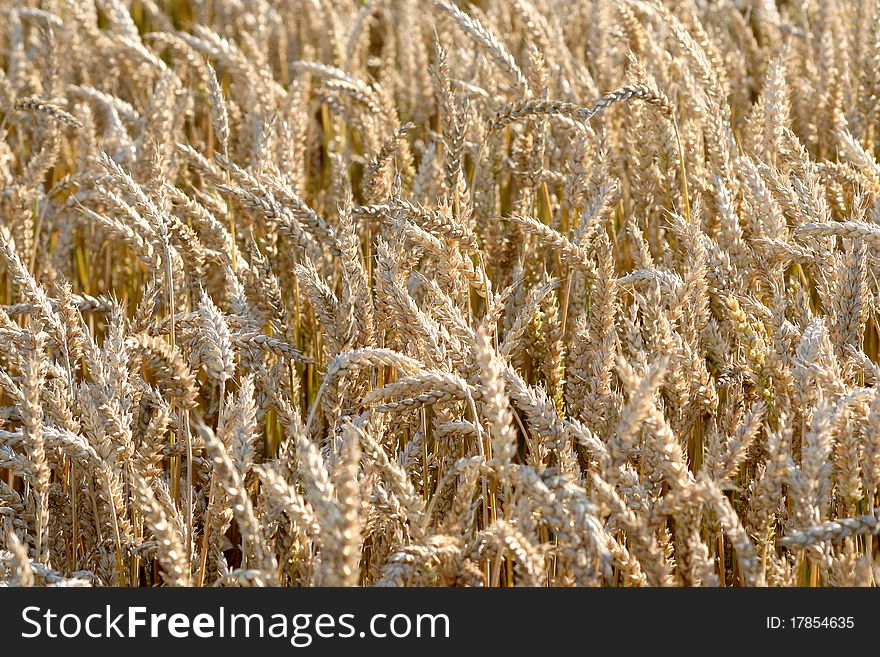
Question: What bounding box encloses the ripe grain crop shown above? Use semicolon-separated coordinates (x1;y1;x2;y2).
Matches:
1;0;880;588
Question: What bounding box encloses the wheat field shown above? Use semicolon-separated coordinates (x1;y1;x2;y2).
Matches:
1;0;879;587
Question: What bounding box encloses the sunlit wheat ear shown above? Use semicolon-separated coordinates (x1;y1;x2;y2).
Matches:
131;472;191;587
14;98;83;129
